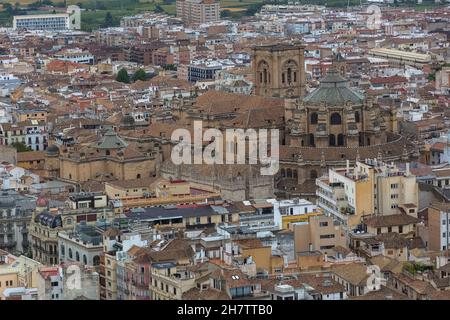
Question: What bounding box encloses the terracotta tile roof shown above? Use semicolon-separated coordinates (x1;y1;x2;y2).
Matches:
374;232;410;249
182;287;231;300
430;142;446;152
294;275;345;295
363;214;420;228
332;263;370;286
370;76;408;85
369;255;404;274
194;91;284;116
350;285;410;300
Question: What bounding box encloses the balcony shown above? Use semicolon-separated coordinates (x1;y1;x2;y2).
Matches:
315;189;337;206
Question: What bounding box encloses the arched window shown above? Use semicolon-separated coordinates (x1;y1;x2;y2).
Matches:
69;174;72;180
287;68;292;83
367;137;371;146
76;251;80;262
337;134;345;146
282;73;285;83
301;140;304;146
281;168;286;177
310;170;318;179
83;254;87;265
60;244;65;256
106;150;110;156
93;256;100;266
293;170;298;179
355;111;360;123
287;168;292;178
330;113;342;125
68;248;72;259
310;112;318;125
329;134;336;146
309;133;315;147
136;174;141;179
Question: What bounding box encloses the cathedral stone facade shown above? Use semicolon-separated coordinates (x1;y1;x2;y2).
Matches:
249;45;418;200
284;69;397;149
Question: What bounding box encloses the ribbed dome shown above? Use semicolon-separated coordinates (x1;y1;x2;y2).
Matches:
46;144;60;155
303;68;364;106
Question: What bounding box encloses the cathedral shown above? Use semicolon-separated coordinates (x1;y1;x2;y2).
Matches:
147;43;419;201
257;44;420;200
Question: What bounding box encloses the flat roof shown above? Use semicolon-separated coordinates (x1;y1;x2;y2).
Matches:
369;48;431;62
14;14;69;19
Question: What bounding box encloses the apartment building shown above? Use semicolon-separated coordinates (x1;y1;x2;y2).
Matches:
273;198;321;230
427;203;450;251
176;0;220;25
54;48;95;65
148;239;196;300
293;215;346;254
13;6;80;31
316;159;418;232
58;223;104;267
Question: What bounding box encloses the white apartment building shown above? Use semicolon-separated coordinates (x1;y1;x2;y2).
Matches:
273;198;320;230
13;6;80;31
316;159;418;232
54;48;95;65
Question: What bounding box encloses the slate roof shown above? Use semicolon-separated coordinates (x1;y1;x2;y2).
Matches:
303;68;364;106
93;130;128;149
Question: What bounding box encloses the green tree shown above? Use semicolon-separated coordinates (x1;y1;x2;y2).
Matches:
11;142;32;152
221;9;231;18
3;3;14;15
133;69;148;82
163;64;177;71
102;12;114;28
154;4;164;13
116;68;130;83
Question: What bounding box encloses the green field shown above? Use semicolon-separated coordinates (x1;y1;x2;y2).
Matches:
0;0;261;30
0;0;446;31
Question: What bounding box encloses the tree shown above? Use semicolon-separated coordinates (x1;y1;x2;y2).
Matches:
3;3;14;15
221;9;231;18
133;69;148;82
116;68;130;83
154;4;164;13
163;64;177;71
11;142;32;152
102;12;114;28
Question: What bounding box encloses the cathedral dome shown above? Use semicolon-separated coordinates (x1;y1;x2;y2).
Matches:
303;69;364;106
46;144;60;156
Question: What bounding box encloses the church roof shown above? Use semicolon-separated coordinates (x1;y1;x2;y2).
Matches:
93;130;128;149
303;69;364;106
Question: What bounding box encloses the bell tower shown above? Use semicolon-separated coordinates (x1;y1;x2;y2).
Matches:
252;43;306;98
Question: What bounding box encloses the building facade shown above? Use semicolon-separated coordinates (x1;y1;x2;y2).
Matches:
176;0;220;25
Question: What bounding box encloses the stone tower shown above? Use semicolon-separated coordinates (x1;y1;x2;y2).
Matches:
252;43;306;98
332;52;347;77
